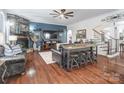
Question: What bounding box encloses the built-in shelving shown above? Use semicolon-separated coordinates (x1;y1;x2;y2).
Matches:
7;13;30;49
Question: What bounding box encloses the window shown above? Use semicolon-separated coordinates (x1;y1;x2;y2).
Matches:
67;30;72;43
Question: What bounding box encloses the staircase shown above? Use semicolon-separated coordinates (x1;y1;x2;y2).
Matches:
92;28;119;56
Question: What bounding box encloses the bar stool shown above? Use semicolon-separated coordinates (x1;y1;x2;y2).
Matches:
70;54;80;69
79;52;86;66
91;52;97;63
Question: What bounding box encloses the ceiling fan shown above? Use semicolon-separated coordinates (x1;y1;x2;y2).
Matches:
49;9;74;19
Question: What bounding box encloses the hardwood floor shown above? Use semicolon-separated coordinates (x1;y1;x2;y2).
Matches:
7;52;124;84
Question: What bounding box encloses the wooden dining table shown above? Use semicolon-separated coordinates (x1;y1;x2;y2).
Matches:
61;43;98;70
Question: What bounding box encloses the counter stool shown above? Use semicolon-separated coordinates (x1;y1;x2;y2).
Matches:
79;52;86;66
91;52;97;63
70;54;80;69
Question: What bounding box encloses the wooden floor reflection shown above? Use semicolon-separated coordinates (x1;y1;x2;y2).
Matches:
7;52;124;84
97;54;124;83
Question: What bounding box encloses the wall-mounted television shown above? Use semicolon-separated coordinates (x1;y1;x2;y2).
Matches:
43;31;58;40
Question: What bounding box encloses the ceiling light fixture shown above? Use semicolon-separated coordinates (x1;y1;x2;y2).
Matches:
102;12;124;22
50;9;74;19
59;14;64;19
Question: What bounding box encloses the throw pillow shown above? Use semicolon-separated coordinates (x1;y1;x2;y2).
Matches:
11;44;22;55
4;44;14;56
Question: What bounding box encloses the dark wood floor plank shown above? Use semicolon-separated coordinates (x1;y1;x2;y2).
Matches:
7;52;124;84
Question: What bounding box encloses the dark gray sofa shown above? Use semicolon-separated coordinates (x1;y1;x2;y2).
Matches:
0;45;26;82
0;62;6;83
1;55;25;77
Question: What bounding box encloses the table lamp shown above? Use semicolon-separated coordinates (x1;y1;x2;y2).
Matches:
9;35;17;45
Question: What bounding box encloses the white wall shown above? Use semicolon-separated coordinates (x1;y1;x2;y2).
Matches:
67;10;124;42
0;11;3;32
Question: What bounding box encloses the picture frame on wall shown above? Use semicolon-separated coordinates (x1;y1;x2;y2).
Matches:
76;29;86;40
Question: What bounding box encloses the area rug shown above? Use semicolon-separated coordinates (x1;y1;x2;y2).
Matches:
39;51;56;64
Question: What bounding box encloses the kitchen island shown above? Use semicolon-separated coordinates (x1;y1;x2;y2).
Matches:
61;44;98;70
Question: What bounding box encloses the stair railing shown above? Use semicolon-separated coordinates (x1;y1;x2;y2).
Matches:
92;29;119;55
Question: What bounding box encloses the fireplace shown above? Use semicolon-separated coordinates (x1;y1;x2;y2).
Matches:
16;36;29;51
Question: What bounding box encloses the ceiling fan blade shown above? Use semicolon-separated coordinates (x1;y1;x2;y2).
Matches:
65;12;74;15
49;13;58;15
50;9;74;19
65;15;74;17
53;10;60;14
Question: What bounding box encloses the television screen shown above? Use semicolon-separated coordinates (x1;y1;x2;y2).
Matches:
44;31;58;39
51;33;57;39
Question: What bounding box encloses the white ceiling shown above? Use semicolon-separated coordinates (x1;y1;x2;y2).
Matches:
5;9;117;25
